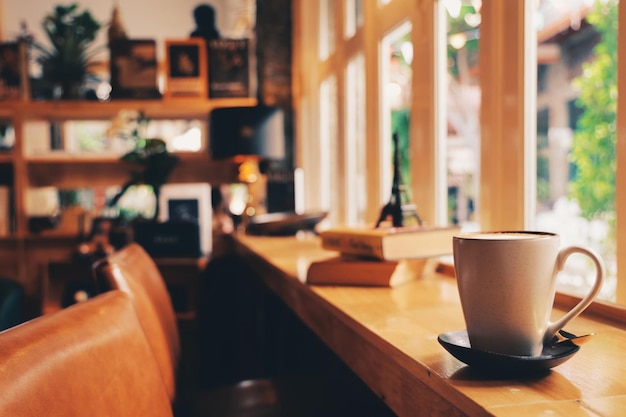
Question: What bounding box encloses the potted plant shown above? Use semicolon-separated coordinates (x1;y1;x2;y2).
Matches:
106;111;180;221
33;3;101;99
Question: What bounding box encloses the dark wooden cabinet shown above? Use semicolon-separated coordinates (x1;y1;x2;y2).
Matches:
46;256;207;319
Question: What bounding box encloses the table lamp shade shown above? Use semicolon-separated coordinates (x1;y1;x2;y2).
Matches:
210;105;286;161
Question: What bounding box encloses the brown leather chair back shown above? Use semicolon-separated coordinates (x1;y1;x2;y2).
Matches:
94;243;180;401
0;291;173;417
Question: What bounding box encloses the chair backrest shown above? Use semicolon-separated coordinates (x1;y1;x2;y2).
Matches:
94;243;180;401
0;291;173;417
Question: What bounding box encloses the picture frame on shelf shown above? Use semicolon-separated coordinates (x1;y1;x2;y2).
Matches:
208;38;255;98
0;41;28;101
109;39;161;99
158;183;212;256
164;38;207;99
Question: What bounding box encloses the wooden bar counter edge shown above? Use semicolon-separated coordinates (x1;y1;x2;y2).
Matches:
226;233;626;417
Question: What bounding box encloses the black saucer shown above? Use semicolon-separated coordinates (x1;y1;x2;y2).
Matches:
438;329;580;375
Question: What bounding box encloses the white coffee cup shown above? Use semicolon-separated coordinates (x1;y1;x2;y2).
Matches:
453;231;605;357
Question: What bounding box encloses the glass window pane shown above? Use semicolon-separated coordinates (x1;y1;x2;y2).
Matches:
445;1;481;229
345;54;366;224
381;22;419;226
319;76;338;216
534;0;618;302
345;0;363;38
319;0;336;60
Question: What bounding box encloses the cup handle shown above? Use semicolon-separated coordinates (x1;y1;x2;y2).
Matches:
544;246;605;344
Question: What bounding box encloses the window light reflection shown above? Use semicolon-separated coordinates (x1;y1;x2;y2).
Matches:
171;126;202;151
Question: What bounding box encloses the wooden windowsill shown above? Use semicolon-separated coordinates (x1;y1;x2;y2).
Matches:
226;232;626;417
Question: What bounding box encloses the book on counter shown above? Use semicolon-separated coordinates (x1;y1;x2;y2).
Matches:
306;256;436;287
319;225;460;261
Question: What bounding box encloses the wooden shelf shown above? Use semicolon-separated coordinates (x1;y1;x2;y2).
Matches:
0;104;17;118
25;151;202;164
0;97;257;120
26;153;123;163
23;233;80;243
26;153;240;188
1;96;251;319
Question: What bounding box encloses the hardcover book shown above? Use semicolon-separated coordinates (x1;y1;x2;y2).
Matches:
306;256;435;287
0;41;28;101
319;225;460;261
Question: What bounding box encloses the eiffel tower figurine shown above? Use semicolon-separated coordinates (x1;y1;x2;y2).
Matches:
375;132;423;228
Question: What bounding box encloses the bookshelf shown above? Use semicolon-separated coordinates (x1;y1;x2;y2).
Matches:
0;96;256;318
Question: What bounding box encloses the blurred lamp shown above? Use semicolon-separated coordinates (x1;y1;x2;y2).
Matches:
210;105;286;223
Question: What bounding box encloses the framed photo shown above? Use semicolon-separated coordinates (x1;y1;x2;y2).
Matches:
158;183;212;255
0;41;28;101
164;38;207;98
109;39;161;99
208;38;254;98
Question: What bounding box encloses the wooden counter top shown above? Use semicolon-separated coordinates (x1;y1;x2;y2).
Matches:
228;233;626;417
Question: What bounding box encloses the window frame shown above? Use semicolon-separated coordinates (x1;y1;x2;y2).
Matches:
294;0;626;304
